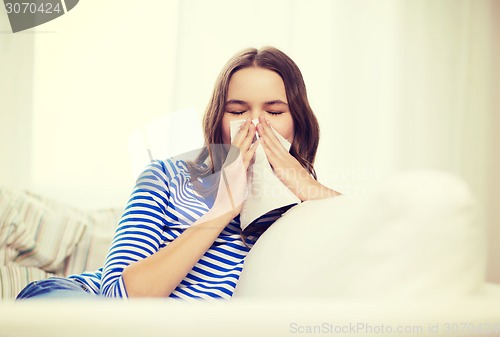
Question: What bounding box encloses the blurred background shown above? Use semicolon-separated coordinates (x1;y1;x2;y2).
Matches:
1;0;498;282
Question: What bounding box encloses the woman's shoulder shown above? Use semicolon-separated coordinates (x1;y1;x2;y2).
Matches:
157;158;191;177
135;158;193;190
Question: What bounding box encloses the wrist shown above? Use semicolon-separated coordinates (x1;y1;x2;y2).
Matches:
298;179;341;201
193;205;239;229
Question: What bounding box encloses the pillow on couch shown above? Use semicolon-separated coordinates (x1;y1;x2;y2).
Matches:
0;187;120;300
233;169;486;300
0;187;88;273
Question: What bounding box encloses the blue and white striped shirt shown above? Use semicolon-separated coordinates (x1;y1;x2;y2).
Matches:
69;158;285;299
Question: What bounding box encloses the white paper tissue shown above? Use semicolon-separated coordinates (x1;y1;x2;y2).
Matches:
230;119;300;230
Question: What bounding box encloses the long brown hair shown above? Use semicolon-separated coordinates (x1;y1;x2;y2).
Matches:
190;46;320;179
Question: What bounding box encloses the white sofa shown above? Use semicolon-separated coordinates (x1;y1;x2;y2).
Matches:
1;169;499;336
235;169;489;300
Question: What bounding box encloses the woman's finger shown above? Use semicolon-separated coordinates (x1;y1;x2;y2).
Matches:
243;140;259;169
232;118;251;147
256;116;287;158
240;123;256;152
258;134;277;168
257;126;281;162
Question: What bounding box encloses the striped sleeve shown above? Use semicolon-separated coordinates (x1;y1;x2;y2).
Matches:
100;160;173;298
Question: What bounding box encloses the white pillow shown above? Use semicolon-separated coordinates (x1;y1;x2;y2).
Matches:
233;169;486;300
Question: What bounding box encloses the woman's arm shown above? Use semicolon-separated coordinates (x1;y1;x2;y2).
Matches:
99;162;239;299
115;119;257;298
121;209;236;297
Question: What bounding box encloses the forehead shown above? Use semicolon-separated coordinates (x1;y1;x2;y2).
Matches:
227;67;287;103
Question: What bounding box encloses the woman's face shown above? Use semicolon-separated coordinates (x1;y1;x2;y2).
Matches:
221;67;294;144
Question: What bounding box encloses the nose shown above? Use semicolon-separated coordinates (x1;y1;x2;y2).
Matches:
250;109;265;122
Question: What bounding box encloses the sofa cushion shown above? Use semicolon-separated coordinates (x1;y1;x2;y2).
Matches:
234;169;486;300
0;187;89;274
0;187;120;300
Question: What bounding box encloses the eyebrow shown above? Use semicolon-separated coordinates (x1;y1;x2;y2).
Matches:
225;99;288;106
264;100;288;106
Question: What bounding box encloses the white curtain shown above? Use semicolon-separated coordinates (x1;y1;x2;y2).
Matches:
0;0;498;281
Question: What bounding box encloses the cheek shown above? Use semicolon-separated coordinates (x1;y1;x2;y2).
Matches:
271;117;294;143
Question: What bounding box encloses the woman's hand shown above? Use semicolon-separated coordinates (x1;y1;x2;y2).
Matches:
196;119;258;224
256;115;340;201
230;118;259;171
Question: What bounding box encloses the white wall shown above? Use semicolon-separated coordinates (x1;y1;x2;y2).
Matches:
0;10;34;190
486;0;500;283
28;0;181;208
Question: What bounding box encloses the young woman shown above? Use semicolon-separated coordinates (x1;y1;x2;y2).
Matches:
16;46;340;300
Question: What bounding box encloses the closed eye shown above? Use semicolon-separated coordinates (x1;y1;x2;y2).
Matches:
227;111;247;115
267;111;284;115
